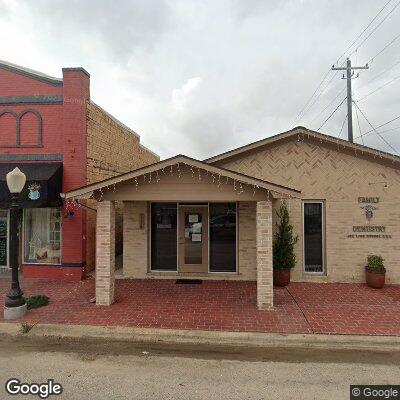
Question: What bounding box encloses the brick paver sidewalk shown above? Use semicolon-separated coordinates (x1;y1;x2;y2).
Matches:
1;277;399;336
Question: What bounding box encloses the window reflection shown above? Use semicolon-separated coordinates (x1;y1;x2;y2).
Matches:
209;203;236;272
151;203;177;271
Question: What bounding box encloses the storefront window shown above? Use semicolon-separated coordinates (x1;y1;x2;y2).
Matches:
24;208;61;264
151;203;177;271
209;203;237;272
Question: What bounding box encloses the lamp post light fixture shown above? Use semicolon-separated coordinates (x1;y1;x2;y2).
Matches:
4;167;27;320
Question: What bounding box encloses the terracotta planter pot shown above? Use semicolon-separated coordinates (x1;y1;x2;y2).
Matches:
365;266;386;289
273;268;291;287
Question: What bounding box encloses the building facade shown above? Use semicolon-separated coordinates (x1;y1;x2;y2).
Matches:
0;60;158;280
62;127;400;308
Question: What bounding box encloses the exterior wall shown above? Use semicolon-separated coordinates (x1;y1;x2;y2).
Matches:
0;65;89;280
122;199;260;281
85;102;159;271
216;137;400;284
0;62;159;279
123;201;148;278
238;201;257;280
60;69;90;277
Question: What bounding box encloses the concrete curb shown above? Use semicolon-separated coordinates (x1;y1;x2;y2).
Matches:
1;322;400;352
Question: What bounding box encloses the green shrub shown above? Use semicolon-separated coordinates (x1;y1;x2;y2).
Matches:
273;202;298;270
20;322;35;334
26;295;49;310
367;255;385;272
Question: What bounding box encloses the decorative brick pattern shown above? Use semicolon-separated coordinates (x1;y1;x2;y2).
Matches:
219;137;400;284
256;200;273;309
96;201;115;306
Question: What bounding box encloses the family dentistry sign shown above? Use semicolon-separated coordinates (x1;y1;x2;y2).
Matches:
347;196;391;239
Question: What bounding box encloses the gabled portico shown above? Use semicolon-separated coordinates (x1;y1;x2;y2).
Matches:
62;155;300;309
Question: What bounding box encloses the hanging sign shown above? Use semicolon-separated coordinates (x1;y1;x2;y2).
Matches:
28;182;41;200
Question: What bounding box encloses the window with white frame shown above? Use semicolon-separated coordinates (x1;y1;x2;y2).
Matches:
24;208;61;264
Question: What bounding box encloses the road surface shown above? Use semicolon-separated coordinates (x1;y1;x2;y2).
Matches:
0;335;399;399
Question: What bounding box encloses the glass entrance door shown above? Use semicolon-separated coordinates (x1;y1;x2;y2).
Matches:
0;210;8;267
178;206;208;273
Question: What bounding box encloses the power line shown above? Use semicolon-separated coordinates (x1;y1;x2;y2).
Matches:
339;0;394;61
368;31;400;64
309;87;346;125
354;125;400;140
353;101;399;154
354;105;365;145
348;0;400;58
356;73;400;101
293;0;400;126
357;58;400;90
301;70;344;123
353;114;400;138
338;114;348;138
292;70;333;125
317;96;347;131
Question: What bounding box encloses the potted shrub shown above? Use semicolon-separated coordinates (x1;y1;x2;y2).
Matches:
273;202;298;287
365;255;386;289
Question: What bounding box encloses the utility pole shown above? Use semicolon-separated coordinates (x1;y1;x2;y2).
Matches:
332;58;369;143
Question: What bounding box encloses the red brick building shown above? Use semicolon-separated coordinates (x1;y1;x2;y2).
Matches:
0;60;158;280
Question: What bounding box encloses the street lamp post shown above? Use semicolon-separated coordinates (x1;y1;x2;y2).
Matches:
4;167;27;320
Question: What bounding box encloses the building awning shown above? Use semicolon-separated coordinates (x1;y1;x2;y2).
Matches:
61;155;301;201
0;162;62;208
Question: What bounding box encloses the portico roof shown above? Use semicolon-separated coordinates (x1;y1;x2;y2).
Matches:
61;155;301;200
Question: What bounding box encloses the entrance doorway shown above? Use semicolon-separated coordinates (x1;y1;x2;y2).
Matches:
178;206;208;273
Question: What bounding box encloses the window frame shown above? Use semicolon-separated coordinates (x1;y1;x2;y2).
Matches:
22;207;62;266
148;201;238;274
208;202;238;274
302;200;325;275
149;202;178;272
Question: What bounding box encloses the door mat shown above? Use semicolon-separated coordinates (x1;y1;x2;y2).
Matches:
176;279;203;284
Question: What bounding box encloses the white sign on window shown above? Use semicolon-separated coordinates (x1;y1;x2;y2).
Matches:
192;234;202;242
188;214;198;223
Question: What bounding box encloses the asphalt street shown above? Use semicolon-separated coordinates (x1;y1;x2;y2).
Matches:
0;335;399;399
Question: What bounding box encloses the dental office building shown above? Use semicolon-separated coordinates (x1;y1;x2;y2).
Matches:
63;126;400;308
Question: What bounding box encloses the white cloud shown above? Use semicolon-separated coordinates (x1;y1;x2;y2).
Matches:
171;77;201;111
0;0;399;159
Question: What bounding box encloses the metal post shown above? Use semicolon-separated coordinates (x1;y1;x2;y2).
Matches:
346;58;353;143
332;58;369;144
4;193;25;308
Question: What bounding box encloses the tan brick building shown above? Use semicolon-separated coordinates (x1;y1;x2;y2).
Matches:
85;102;159;271
62;126;400;308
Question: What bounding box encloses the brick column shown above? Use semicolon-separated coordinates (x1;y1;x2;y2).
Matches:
96;201;115;306
256;200;273;309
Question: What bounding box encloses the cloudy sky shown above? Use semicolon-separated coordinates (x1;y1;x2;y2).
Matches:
1;0;399;159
